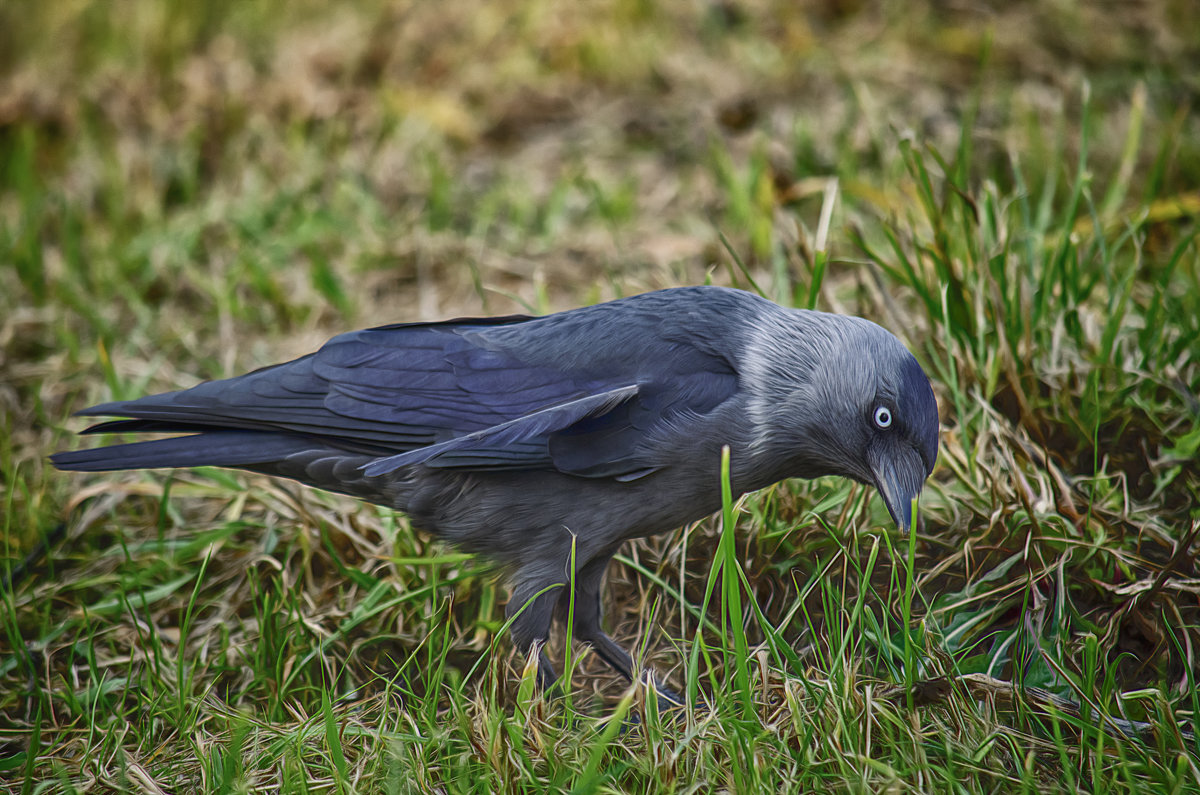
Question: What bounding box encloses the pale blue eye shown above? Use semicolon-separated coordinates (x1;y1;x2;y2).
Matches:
874;406;893;429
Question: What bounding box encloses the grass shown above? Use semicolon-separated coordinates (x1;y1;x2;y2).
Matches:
3;0;1200;791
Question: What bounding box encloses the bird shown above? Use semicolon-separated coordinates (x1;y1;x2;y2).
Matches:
52;285;939;695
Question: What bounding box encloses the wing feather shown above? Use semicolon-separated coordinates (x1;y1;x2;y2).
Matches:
58;292;743;480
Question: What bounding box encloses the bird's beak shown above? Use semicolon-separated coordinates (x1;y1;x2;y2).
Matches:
867;442;929;532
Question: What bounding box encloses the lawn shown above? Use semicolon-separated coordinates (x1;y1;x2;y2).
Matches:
2;1;1199;792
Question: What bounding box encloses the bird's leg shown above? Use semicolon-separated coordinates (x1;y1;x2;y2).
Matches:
571;553;685;710
506;573;565;692
570;553;635;680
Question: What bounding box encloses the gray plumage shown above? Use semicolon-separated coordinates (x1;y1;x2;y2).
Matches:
53;286;939;691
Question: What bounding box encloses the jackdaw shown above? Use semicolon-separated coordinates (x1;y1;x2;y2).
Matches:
53;286;939;692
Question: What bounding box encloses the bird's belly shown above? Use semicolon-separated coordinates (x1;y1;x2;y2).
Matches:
399;466;726;566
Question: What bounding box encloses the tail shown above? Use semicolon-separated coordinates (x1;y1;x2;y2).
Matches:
50;431;318;472
52;429;405;508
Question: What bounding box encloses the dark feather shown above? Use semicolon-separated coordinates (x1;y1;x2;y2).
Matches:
361;384;640;476
50;431;317;471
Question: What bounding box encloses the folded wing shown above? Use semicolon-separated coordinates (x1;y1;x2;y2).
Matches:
53;307;739;482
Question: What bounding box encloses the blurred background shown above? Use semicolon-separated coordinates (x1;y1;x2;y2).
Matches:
4;0;1196;334
3;0;1199;790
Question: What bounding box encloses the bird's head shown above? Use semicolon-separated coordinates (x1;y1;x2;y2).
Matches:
747;312;939;531
855;347;940;531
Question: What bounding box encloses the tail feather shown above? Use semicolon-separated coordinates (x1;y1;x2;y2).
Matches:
80;418;226;435
50;431;317;472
